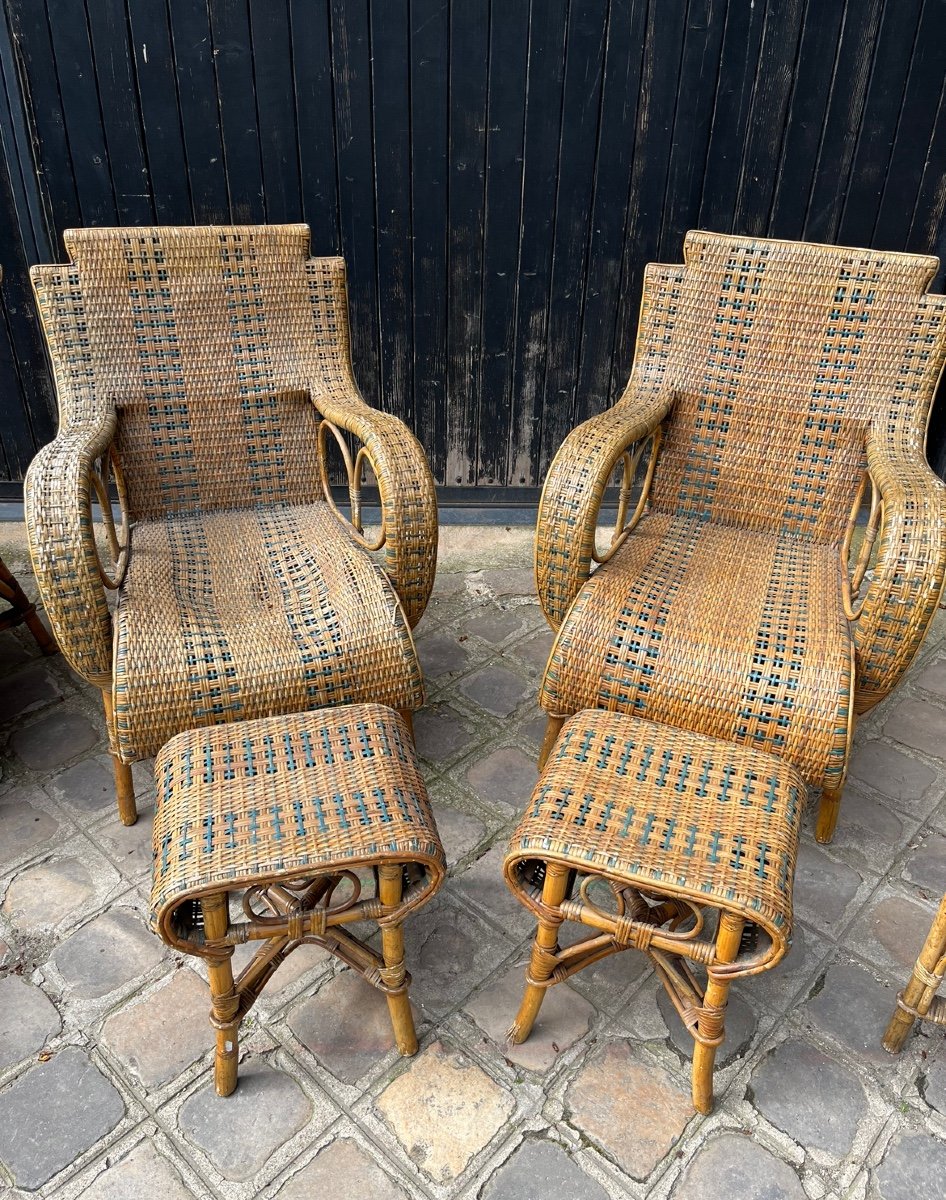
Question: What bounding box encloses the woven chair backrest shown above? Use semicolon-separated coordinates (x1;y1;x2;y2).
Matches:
635;232;946;542
31;224;350;519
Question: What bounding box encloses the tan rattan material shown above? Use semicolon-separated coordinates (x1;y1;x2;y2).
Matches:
24;225;437;823
504;709;805;1112
535;232;946;842
150;703;445;1095
883;893;946;1054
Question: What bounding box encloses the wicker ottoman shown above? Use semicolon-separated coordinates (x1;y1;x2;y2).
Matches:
504;710;805;1112
149;704;445;1096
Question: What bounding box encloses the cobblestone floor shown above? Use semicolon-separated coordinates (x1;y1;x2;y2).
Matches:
2;530;946;1199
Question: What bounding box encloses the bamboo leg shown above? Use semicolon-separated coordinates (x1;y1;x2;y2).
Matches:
691;912;744;1114
377;863;418;1056
397;709;415;745
815;787;842;844
507;861;570;1043
201;892;241;1097
884;894;946;1053
101;690;137;826
23;608;57;655
538;715;566;770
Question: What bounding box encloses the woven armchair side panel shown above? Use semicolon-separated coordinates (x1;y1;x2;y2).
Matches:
646;232;944;545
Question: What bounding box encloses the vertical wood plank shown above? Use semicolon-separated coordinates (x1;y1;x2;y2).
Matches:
507;0;568;487
85;0;154;225
410;0;449;478
444;0;489;485
5;0;80;241
608;0;688;403
209;0;265;224
168;0;229;222
836;0;924;246
330;0;380;399
537;0;609;479
127;0;192;222
476;0;529;485
248;0;301;223
290;0;339;247
370;0;413;425
573;0;650;429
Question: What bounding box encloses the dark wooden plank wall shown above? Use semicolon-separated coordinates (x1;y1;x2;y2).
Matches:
2;0;946;487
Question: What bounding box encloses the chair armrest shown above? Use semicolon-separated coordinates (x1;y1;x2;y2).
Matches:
24;416;117;686
314;389;437;629
536;381;674;627
854;428;946;712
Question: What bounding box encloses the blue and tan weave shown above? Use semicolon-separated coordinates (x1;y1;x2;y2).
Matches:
24;225;436;795
536;232;946;836
150;704;445;952
505;709;806;969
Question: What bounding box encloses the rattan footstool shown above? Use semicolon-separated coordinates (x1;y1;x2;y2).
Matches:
504;710;806;1112
149;704;445;1096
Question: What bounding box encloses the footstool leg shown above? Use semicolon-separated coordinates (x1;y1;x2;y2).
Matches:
815;786;843;844
883;894;946;1053
378;863;418;1056
201;893;241;1096
508;861;570;1044
691;912;744;1114
538;716;566;770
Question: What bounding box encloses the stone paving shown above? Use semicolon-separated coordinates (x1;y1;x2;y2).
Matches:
1;529;946;1199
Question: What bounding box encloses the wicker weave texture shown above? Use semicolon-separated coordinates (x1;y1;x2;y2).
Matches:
505;709;805;963
536;232;946;792
541;513;854;789
25;225;437;710
114;504;423;761
150;704;445;943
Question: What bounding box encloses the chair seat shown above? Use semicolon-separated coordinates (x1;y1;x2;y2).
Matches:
506;708;806;958
113;504;423;760
540;512;853;789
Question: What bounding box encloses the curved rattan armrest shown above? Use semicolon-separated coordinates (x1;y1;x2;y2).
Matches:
313;390;437;628
24;417;117;686
853;429;946;713
535;381;675;627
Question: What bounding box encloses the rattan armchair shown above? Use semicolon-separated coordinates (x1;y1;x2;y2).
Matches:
25;225;436;824
536;231;946;843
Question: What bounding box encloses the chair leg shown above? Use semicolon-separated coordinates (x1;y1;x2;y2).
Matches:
815;786;843;844
507;861;570;1044
23;608;57;655
377;862;418;1056
201;892;241;1096
884;895;946;1053
101;689;137;826
397;709;415;745
691;912;744;1114
538;715;566;770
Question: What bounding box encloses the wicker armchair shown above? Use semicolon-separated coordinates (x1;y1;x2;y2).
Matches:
536;231;946;843
25;225;436;825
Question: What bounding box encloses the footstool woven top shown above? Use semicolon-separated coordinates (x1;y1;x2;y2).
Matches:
505;710;806;966
150;704;445;945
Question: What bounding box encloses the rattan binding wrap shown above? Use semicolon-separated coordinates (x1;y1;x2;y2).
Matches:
506;710;806;974
150;704;445;955
536;232;946;797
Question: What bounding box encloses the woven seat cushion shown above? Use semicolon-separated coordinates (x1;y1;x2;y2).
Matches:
150;703;446;942
506;709;806;955
540;512;853;790
113;504;423;760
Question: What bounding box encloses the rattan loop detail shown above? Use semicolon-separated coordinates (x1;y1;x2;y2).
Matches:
592;426;663;565
318;418;387;552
